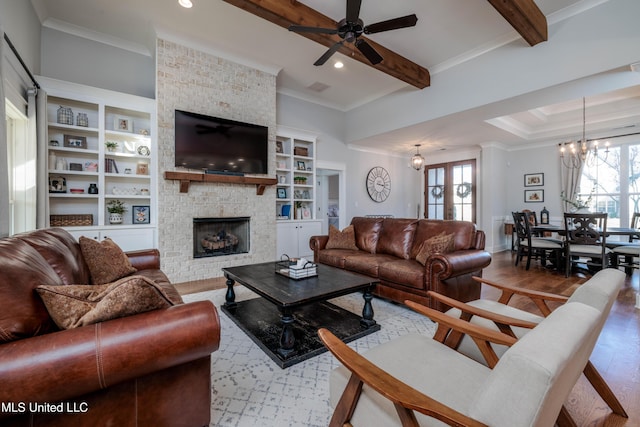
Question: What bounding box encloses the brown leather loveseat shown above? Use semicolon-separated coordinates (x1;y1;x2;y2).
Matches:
0;228;220;426
310;217;491;311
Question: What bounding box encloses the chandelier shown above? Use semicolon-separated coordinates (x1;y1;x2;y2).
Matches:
410;144;425;171
559;97;609;169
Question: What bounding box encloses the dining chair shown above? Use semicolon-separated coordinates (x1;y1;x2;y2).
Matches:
610;212;640;274
512;211;563;271
563;212;611;277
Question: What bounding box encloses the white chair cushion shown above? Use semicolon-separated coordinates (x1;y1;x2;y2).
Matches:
329;333;490;427
612;244;640;255
568;244;611;255
529;238;563;249
445;301;543;363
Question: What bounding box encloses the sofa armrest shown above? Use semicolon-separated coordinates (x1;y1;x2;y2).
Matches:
426;250;492;279
309;235;329;263
126;248;160;270
0;301;220;410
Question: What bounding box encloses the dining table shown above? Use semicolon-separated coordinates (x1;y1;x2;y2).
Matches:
529;224;640;274
531;225;640;240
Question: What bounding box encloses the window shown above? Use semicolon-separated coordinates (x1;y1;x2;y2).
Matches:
579;142;640;227
5;100;36;234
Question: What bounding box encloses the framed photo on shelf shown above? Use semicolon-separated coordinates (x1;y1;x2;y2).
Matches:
114;116;133;132
524;189;544;203
276;141;283;153
524;173;544;187
63;135;87;149
136;162;149;175
277;188;287;199
297;161;306;171
132;205;150;224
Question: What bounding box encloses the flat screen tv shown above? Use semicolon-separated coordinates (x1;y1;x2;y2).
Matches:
174;110;268;175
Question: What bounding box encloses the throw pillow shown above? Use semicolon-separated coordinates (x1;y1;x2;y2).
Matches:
79;236;136;285
415;231;455;266
35;276;175;329
325;225;359;250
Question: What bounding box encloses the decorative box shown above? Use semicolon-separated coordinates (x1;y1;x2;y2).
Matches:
293;146;308;156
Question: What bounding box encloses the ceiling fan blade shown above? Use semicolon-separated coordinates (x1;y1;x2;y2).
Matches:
364;14;418;35
314;41;344;66
355;39;383;65
346;0;362;23
288;25;338;35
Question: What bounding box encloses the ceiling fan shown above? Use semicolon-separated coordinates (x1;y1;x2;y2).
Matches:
288;0;417;66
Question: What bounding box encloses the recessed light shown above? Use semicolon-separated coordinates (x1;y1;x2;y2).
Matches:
179;0;193;8
334;61;344;69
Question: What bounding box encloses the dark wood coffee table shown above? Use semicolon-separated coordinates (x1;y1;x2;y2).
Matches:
221;262;380;368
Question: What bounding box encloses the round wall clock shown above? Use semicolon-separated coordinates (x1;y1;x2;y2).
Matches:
366;166;391;202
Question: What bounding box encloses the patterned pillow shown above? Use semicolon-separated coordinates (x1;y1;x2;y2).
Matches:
35;276;175;329
326;225;359;250
79;237;136;284
415;231;455;266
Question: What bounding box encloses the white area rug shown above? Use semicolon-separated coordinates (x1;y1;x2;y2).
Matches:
182;287;436;427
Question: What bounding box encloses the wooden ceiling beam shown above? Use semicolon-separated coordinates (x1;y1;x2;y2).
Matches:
222;0;430;89
486;0;548;46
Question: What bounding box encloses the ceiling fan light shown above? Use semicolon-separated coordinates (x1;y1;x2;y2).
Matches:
178;0;193;8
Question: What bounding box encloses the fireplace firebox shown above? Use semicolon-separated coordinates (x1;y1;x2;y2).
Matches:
193;217;250;258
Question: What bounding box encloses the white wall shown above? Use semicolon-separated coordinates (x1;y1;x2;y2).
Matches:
0;0;40;75
41;28;155;99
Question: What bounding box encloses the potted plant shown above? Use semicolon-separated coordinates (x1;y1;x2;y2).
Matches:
561;187;595;213
106;199;126;224
105;141;119;152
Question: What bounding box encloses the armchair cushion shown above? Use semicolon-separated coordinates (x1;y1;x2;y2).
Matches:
36;276;175;329
79;237;136;285
330;333;490;426
325;225;358;250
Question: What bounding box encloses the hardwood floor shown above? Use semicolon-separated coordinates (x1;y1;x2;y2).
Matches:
175;251;640;426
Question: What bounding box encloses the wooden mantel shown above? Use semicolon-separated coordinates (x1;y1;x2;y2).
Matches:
164;171;277;195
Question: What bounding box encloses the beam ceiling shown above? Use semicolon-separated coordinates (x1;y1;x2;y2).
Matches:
222;0;548;89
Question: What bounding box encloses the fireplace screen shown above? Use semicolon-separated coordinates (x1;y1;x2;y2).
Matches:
193;217;250;258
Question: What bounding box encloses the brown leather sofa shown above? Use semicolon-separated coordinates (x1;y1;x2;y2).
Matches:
310;217;491;311
0;228;220;427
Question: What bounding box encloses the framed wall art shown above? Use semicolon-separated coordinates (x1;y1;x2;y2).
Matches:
114;116;133;132
524;189;544;203
524;173;544;187
132;205;150;224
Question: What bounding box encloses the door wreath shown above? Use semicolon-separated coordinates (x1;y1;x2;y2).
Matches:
456;183;472;199
430;185;444;199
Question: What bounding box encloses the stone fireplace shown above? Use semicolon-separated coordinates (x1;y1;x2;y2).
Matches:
156;38;277;283
193;217;250;258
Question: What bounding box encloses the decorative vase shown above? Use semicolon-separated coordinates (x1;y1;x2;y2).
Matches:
109;213;123;224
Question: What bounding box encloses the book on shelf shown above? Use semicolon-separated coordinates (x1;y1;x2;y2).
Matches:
104;158;119;173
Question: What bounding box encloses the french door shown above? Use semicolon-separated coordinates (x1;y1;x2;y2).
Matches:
425;160;476;222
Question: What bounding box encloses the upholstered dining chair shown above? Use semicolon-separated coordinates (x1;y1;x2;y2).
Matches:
563;212;611;277
610;212;640;273
512;211;563;271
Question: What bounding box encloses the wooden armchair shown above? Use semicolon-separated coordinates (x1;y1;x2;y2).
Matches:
320;298;602;427
428;270;627;420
